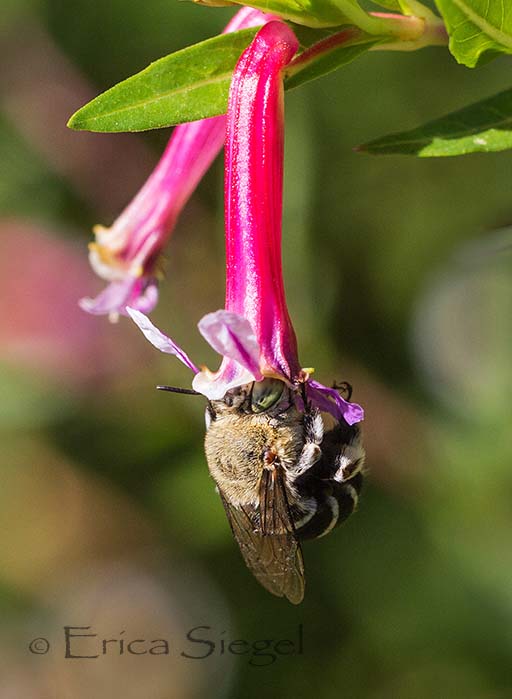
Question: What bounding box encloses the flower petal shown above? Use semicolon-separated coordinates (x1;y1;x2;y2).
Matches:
79;277;158;317
224;22;301;382
197;310;263;379
192;359;256;400
128;279;159;314
307;379;364;426
82;8;274;318
126;307;199;373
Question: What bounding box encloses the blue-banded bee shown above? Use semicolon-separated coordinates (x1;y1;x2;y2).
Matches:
203;378;365;604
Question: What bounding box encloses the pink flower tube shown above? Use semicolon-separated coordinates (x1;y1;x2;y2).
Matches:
80;7;272;320
129;21;364;425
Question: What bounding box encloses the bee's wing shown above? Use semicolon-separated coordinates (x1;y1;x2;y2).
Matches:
219;471;305;604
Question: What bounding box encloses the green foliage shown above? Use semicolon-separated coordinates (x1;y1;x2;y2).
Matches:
369;0;428;12
68;28;259;132
359;86;512;156
369;0;402;9
220;0;368;28
434;0;512;66
69;26;379;132
285;34;379;90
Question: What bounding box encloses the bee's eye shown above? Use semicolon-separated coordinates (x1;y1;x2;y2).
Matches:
251;379;285;413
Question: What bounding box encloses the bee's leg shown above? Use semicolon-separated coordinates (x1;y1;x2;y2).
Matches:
289;409;324;480
330;426;365;482
303;408;324;445
332;381;353;401
334;448;365;482
205;402;216;429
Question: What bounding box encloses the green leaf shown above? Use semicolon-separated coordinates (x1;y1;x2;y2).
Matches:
358;86;512;156
68;28;258;132
224;0;357;28
69;24;378;133
434;0;512;67
369;0;402;9
285;33;379;90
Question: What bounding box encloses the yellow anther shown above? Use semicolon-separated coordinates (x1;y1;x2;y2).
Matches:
92;224;109;237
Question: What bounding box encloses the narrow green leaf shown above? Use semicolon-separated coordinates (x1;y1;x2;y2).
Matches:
434;0;512;67
285;34;379;90
68;29;258;132
369;0;402;10
359;86;512;156
224;0;356;28
69;23;377;134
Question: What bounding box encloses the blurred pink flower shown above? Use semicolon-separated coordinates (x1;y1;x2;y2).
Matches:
79;7;272;320
0;220;146;386
128;22;364;425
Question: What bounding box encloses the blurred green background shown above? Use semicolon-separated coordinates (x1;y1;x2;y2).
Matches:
1;1;512;697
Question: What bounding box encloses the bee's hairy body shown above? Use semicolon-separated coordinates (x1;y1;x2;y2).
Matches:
205;392;304;511
204;378;365;602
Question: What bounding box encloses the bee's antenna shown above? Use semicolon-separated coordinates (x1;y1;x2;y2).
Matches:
156;385;201;396
332;381;353;401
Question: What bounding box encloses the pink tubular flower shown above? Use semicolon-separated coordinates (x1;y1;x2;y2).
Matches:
79;7;272;320
128;21;364;426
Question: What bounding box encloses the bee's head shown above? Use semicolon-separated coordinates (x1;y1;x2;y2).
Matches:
204;378;306;506
205;377;295;425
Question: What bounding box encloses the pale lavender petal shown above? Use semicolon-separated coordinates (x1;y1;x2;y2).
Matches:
79;278;139;315
79;277;159;317
128;279;159;314
197;310;263;379
307;379;364;426
126;307;199;373
192;358;256;400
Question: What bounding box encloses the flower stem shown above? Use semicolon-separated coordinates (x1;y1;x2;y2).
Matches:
371;14;448;51
400;0;439;21
285;10;447;86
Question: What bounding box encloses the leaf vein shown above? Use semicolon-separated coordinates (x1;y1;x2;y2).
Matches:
451;0;512;49
77;73;232;125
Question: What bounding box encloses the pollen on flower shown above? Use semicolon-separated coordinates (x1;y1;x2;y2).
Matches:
199;365;216;379
88;241;114;263
92;222;134;257
91;224;125;253
88;241;127;280
92;223;109;236
298;368;315;382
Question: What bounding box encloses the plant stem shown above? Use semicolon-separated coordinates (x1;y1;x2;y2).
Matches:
286;11;447;83
371;13;448;50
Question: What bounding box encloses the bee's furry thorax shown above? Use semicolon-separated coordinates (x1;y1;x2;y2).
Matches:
203;378;365;603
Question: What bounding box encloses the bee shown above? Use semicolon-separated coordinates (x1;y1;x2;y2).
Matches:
203;377;365;604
